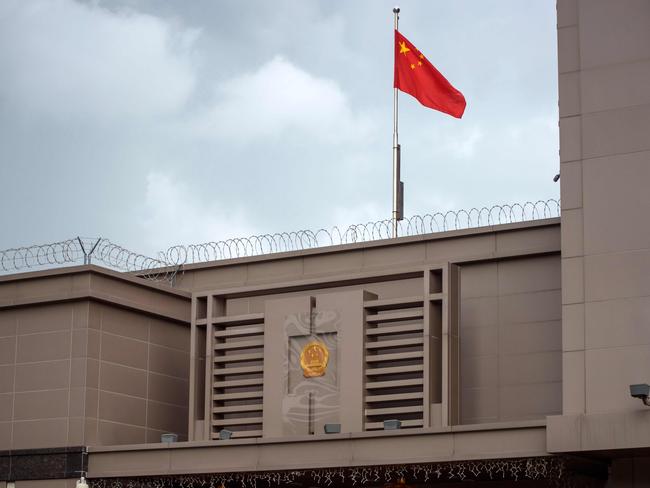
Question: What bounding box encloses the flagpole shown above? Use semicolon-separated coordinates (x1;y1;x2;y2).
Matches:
392;6;401;238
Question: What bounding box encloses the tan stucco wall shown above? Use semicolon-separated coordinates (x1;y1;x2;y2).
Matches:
0;267;191;449
459;255;562;424
549;0;650;460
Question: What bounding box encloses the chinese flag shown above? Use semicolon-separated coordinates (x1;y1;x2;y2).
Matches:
394;30;466;118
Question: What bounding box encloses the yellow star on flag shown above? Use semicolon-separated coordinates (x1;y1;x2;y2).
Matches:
399;41;410;55
410;63;415;69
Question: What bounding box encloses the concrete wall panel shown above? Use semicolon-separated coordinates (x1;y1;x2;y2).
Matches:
559;115;581;163
560;209;583;258
586;296;650;350
582;105;650;160
495;225;560;255
585;345;650;414
302;250;364;277
12;418;68;449
13;389;69;420
585;250;650;302
560;161;582;210
558;71;581;117
581;60;650;114
562;350;585;414
426;234;496;263
562;303;585;352
557;26;580;74
459;256;562;424
578;0;650;70
583;150;650;255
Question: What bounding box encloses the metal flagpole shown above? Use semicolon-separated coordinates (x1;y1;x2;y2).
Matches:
392;6;402;238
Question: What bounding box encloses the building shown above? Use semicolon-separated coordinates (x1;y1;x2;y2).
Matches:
1;0;650;486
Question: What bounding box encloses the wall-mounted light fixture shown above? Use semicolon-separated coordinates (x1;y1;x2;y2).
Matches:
161;433;178;443
219;429;233;440
383;419;401;430
630;384;650;406
324;423;341;434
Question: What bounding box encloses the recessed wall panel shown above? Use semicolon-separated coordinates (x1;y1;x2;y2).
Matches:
459;255;562;424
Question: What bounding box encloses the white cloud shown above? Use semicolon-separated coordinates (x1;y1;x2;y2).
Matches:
140;171;256;254
192;56;374;144
0;0;198;120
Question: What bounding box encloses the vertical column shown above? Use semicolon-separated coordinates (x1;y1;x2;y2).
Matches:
557;0;586;417
430;266;449;427
317;290;368;434
203;296;214;440
447;264;460;426
188;297;197;440
422;269;432;428
189;296;208;441
262;296;313;438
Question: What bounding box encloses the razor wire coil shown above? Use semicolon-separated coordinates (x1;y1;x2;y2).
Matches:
0;199;560;282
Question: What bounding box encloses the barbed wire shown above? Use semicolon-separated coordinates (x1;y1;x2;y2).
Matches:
0;199;560;282
0;236;175;281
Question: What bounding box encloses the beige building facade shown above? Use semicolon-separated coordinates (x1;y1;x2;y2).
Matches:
1;0;649;486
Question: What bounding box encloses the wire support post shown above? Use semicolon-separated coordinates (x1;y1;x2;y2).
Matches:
77;236;101;265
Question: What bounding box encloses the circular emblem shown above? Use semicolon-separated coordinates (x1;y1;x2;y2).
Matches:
299;341;329;378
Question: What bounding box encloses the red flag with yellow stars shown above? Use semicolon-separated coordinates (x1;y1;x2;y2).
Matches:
394;30;466;118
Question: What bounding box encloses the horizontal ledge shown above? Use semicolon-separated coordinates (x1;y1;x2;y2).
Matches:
211;430;263;439
214;378;263;388
214;326;264;338
213;391;264;401
365;405;424;416
87;419;548;453
214;352;264;363
214;339;264;351
213;404;263;414
365;378;423;389
366;351;423;362
213;417;263;426
366;323;423;336
365;419;424;430
366;364;424;376
213;313;265;326
214;365;264;376
365;392;424;402
366;310;424;323
364;296;424;311
365;338;424;349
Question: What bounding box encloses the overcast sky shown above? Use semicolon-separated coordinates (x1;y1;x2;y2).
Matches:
0;0;559;256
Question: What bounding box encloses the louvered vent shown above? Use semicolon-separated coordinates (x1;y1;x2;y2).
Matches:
212;313;264;439
364;296;425;430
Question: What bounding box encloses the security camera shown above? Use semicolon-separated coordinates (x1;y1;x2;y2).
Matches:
630;384;650;406
553;173;560;182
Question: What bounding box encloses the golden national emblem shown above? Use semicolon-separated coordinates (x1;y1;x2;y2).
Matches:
299;341;329;378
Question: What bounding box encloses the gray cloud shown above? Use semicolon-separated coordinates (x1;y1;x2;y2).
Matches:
0;0;559;256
